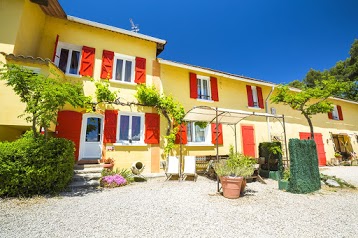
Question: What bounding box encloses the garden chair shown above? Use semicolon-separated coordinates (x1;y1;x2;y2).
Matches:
182;156;198;182
165;156;180;181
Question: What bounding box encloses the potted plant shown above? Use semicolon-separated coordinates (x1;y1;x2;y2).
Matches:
214;146;255;199
103;157;114;170
278;168;290;190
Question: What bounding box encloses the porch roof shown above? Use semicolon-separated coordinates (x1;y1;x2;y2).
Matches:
183;106;283;125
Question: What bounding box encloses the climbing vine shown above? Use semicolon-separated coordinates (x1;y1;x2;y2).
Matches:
92;79;119;104
135;85;185;155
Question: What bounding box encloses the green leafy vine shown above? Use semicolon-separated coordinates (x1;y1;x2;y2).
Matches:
135;85;185;155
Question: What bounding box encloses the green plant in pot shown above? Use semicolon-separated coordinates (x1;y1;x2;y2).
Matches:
278;168;290;191
214;146;255;199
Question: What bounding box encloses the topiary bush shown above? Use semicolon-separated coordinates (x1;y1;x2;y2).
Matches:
0;132;75;197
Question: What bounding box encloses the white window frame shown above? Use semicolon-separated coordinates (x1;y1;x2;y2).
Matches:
332;105;339;120
54;42;82;76
197;75;211;101
251;86;259;108
112;53;135;84
116;112;144;145
186;122;212;145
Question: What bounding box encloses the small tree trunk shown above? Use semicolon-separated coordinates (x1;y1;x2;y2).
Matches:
303;113;315;140
162;110;172;136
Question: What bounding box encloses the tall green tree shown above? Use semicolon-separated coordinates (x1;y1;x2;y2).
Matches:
0;64;90;138
272;73;350;139
288;39;358;101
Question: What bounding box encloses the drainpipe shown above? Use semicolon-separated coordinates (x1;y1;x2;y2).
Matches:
265;86;275;141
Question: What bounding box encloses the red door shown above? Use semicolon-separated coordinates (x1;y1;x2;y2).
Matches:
299;132;326;166
242;125;256;157
56;111;83;161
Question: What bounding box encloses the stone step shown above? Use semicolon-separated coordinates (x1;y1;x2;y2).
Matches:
68;180;100;189
74;167;103;174
72;173;102;182
74;164;103;170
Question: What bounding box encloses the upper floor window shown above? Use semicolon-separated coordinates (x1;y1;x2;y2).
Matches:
246;85;264;109
55;42;82;75
117;112;144;144
197;76;211;100
186;122;211;144
328;105;343;121
113;54;135;83
189;72;219;101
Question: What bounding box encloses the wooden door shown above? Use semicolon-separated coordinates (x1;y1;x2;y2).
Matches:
242;125;256;157
299;132;326;166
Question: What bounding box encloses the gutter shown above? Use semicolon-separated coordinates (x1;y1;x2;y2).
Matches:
265;86;275;141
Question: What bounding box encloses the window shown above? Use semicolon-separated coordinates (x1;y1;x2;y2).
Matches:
186;122;211;144
251;86;259;107
113;54;135;83
55;42;82;75
197;76;211;100
246;85;264;109
117;113;144;144
332;105;339;120
328;105;343;120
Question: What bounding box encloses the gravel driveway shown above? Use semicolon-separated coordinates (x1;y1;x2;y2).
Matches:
1;168;358;238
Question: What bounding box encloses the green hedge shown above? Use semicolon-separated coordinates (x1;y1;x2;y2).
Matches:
0;132;75;197
288;139;321;194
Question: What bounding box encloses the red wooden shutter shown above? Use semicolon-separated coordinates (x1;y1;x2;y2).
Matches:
144;113;160;144
135;57;146;84
175;124;187;144
52;34;59;62
337;105;343;120
328;112;333;119
257;86;264;109
189;72;198;99
56;110;82;160
103;110;118;143
211;123;223;145
79;46;95;77
210;77;219;101
246;85;254;107
101;50;114;79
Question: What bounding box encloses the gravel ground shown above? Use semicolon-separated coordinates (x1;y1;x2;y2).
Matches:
1;170;358;238
320;166;358;186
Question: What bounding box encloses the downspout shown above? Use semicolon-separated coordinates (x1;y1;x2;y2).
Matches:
265;86;275;141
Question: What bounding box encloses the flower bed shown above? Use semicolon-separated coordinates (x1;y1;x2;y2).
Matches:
100;174;127;188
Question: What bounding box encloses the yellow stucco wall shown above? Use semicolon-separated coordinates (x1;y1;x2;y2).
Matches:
13;0;46;56
0;125;26;141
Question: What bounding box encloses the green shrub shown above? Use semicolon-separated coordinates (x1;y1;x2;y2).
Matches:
0;131;75;197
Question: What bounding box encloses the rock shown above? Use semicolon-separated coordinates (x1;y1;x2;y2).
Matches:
325;179;340;187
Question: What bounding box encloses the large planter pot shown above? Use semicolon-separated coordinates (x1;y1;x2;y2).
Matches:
278;179;289;190
220;176;244;199
240;178;247;194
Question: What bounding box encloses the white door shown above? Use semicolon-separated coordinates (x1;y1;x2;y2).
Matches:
79;114;104;160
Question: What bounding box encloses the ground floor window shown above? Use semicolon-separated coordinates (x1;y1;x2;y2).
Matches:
118;113;144;144
186;122;211;144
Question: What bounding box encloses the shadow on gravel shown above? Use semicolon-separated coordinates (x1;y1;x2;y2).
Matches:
243;188;258;196
60;187;104;197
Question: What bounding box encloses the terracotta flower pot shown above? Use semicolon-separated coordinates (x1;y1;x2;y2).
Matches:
241;178;247;194
220;176;244;199
103;163;114;170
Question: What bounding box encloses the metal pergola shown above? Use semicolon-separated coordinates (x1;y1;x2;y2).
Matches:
182;106;288;192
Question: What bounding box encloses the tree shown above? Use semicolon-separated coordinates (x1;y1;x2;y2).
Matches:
271;73;350;139
289;39;358;101
0;64;90;138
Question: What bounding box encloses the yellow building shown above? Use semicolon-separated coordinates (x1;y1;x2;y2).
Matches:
1;0;357;173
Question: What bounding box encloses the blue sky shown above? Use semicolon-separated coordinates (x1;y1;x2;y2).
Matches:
59;0;358;84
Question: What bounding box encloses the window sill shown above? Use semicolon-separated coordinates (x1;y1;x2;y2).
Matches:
196;99;214;103
109;80;136;86
113;143;147;147
185;143;215;147
247;106;263;110
65;73;82;78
